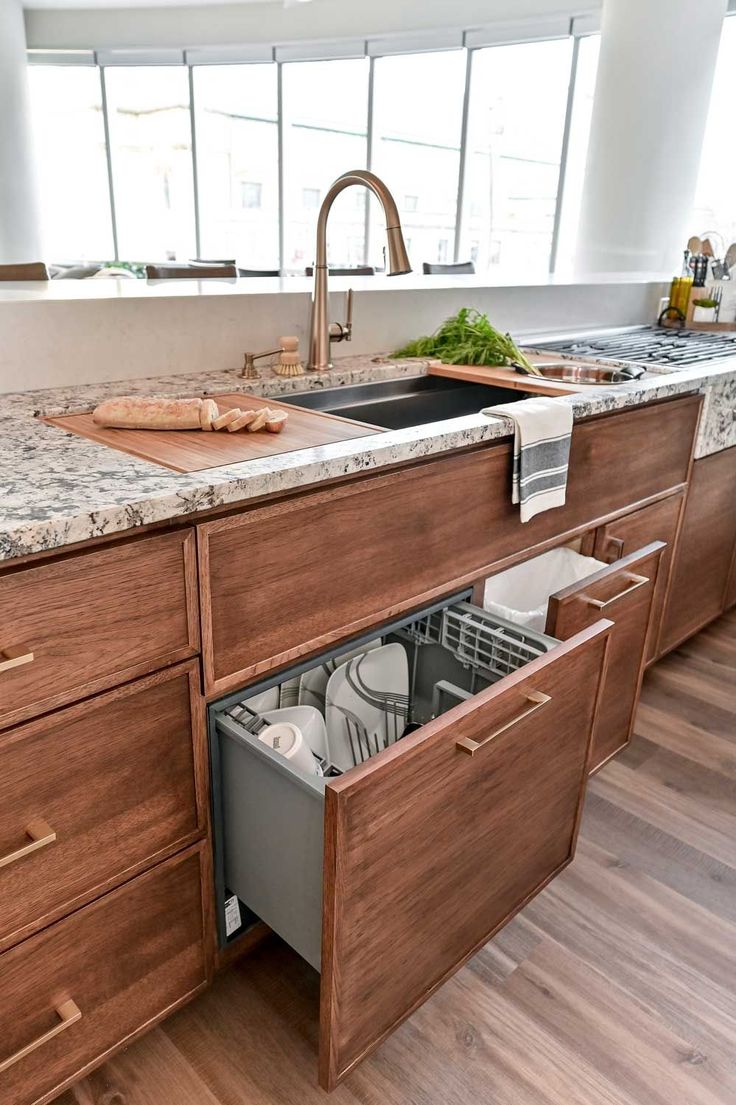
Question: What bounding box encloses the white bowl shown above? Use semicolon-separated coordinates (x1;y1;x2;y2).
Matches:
261;705;328;761
257;721;318;776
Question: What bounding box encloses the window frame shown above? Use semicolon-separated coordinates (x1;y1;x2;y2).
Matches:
26;20;602;273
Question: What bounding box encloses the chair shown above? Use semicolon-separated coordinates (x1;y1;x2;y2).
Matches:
145;264;238;279
238;268;281;277
304;265;376;276
189;258;236;266
422;261;475;275
0;262;49;280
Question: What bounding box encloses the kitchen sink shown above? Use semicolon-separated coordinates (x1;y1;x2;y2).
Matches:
277;374;526;431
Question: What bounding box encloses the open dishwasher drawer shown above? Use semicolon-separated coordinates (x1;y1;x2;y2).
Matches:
212;593;612;1089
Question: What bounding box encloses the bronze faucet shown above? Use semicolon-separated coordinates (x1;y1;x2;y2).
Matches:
307;170;411;371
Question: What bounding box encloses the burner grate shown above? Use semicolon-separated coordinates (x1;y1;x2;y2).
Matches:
534;326;736;366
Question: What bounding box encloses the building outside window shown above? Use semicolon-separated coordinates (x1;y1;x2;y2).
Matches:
282;57;369;273
104;65;196;261
194;63;279;270
240;181;262;208
371;49;466;270
28;65;114;262
459;37;574;274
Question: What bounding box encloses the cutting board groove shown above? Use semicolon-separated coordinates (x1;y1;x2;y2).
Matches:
41;392;382;474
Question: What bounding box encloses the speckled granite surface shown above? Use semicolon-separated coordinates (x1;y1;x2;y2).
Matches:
0;352;734;562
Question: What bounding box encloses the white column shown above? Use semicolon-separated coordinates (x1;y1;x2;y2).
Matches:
575;0;727;274
0;0;42;263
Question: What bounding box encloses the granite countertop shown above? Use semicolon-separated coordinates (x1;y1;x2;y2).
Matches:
1;352;735;564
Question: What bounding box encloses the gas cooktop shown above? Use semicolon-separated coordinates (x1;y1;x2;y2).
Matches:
532;325;736;368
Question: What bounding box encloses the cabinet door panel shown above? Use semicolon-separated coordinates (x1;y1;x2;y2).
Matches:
593;494;684;663
660;448;736;651
0;847;208;1105
200;396;699;697
319;622;610;1090
546;543;664;771
0;663;206;952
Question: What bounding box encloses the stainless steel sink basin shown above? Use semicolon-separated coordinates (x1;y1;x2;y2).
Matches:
525;362;646;385
277;374;526;431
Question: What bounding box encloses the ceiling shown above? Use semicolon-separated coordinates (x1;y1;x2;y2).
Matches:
26;0;303;8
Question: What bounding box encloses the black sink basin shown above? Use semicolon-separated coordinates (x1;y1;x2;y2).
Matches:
277;374;526;432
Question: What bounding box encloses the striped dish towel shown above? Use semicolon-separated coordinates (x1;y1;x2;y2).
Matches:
482;398;573;523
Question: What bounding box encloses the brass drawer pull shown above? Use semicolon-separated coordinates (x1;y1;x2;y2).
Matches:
586;573;649;610
0;819;57;870
456;690;551;756
0;998;81;1074
0;645;34;674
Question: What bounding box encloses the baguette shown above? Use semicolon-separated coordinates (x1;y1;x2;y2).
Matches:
265;410;289;433
228;410;257;432
200;398;219;431
93;396;204;431
212;407;242;431
246;408;269;432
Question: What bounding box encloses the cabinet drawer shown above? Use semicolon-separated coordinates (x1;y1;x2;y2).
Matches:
0;846;209;1105
546;543;664;770
660;447;736;651
592;493;684;663
214;600;610;1088
199;395;699;697
0;663;206;953
0;529;199;730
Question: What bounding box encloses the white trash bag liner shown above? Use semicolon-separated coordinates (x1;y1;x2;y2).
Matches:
482;546;607;633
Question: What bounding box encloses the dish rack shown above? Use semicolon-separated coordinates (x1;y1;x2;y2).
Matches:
399;601;554;681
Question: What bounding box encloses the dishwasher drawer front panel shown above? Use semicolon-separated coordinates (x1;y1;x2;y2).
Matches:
0;846;208;1105
546;542;664;771
319;621;610;1090
0;663;206;953
199;395;700;697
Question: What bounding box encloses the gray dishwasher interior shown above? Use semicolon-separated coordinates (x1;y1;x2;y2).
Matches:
212;596;559;970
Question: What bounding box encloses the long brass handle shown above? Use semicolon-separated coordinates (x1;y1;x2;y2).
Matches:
0;819;56;871
0;646;34;675
586;573;649;610
0;998;81;1075
456;690;551;756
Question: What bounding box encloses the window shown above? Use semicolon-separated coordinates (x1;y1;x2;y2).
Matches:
240;182;262;209
26;32;594;273
193;64;279;269
555;35;601;271
302;187;321;209
691;16;736;247
104;66;196;261
282;58;369;274
371;50;466;270
28;66;114;261
459;37;573;274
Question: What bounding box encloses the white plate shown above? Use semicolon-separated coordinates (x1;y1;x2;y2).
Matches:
325;642;409;772
298;639;381;713
240;685;280;714
261;705;328;762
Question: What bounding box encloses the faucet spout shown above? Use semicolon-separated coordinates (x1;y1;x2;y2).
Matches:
308;170;411;372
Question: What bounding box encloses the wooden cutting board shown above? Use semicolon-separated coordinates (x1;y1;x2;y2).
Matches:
41;392;382;474
427;362;581;395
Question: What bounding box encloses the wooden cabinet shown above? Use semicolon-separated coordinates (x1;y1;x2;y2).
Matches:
546;543;664;771
659;446;736;652
0;846;209;1105
217;604;611;1089
0;530;199;730
199;396;699;697
591;493;684;663
0;663;207;953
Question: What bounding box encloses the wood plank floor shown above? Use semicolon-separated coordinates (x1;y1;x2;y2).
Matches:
60;609;736;1105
